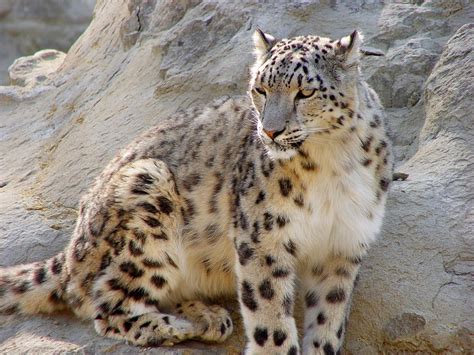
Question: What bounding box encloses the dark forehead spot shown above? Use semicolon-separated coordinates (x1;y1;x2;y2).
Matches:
297;74;303;87
271;38;316;59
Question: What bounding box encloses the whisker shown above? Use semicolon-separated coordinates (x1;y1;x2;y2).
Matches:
305;128;331;133
284;134;305;140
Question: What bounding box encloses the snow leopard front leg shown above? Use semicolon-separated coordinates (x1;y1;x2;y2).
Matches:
300;254;362;355
234;224;300;354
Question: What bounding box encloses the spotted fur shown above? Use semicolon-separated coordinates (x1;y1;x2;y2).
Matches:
0;29;392;354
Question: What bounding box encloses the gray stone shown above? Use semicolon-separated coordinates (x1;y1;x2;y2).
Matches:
368;37;442;108
383;312;427;342
421;23;474;143
0;0;95;84
8;49;66;87
0;1;472;353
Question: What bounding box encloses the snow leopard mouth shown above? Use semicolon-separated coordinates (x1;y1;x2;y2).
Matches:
262;139;304;160
257;127;306;160
268;138;305;150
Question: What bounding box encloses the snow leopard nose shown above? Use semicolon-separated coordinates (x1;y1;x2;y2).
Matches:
263;128;284;140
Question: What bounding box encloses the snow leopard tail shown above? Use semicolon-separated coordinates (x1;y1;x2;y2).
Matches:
0;252;68;315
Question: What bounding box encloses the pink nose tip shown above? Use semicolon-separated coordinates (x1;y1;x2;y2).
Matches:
263;129;276;139
263;128;284;140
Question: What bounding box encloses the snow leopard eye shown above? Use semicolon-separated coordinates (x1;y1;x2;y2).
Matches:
253;87;266;97
295;89;316;100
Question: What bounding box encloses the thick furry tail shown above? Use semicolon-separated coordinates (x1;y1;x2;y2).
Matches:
0;252;68;314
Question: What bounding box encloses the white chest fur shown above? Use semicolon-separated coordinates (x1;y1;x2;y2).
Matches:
280;141;384;262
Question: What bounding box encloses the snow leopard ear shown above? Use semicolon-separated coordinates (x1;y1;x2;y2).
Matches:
253;28;277;59
335;30;363;66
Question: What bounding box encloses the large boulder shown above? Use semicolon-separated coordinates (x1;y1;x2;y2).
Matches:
0;1;472;353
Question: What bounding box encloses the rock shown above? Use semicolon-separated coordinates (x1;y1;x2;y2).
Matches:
0;0;95;84
8;49;66;88
0;0;472;353
422;23;474;143
383;312;427;342
0;48;65;103
373;37;442;108
367;1;473;109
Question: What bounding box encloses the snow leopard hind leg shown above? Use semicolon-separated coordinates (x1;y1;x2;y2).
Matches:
69;158;233;346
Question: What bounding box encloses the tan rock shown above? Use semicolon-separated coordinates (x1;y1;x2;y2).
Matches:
8;49;66;88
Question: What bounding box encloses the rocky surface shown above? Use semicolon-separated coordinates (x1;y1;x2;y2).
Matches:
0;0;472;353
0;0;95;84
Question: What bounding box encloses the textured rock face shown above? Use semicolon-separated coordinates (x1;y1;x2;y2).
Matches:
0;1;472;353
0;0;95;84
